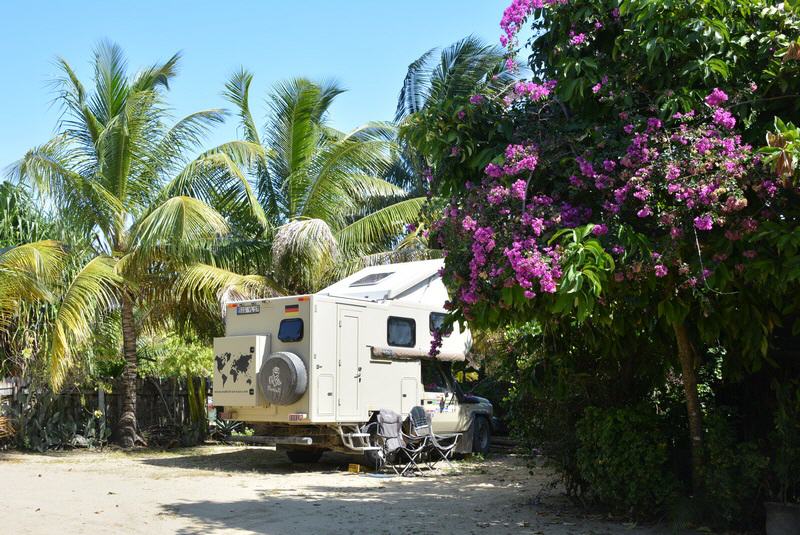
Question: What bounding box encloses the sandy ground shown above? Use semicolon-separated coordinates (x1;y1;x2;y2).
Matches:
0;446;678;535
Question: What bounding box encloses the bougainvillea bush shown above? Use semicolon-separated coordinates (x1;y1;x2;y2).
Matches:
402;0;800;524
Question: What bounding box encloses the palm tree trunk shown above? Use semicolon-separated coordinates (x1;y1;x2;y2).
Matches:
673;321;704;493
118;292;143;448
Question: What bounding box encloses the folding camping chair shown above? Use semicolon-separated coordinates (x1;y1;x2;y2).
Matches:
407;406;460;470
368;409;427;476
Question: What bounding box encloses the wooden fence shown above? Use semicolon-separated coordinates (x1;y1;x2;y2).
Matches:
1;377;209;436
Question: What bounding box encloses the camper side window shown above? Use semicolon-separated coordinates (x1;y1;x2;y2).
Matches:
429;312;453;337
387;316;415;347
278;318;303;342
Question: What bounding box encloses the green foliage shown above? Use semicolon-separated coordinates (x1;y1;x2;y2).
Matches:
771;379;800;504
530;0;800;137
701;409;769;526
211;418;242;440
8;390;111;452
137;331;213;379
576;405;680;515
761;116;800;182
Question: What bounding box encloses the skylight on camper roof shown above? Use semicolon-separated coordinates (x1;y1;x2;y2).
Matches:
349;272;393;287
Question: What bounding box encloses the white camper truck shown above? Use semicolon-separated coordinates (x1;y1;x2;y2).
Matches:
213;259;493;463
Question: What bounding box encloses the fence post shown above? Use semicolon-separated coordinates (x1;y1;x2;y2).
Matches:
98;388;105;418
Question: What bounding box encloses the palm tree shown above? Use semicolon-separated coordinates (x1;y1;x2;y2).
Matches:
396;35;512;122
12;42;265;447
182;73;426;297
395;35;514;191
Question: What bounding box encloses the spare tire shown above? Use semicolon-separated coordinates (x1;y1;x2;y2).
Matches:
258;351;308;405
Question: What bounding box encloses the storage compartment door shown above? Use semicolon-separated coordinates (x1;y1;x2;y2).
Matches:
317;374;335;416
400;377;418;415
213;335;267;407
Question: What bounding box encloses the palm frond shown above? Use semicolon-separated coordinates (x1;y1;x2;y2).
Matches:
335;197;425;252
0;241;65;324
131;196;229;249
223;68;261;145
177;263;283;304
49;255;123;389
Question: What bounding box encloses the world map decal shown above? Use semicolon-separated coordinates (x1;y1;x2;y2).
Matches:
215;352;253;389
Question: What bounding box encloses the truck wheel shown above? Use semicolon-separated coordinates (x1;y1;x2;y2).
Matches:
286;448;324;463
472;416;491;455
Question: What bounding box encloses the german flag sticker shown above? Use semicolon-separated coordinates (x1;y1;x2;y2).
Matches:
284;304;300;315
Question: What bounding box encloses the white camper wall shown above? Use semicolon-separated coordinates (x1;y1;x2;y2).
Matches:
219;297;313;423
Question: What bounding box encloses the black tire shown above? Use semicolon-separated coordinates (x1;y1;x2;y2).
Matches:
472;416;491;455
286;448;324;463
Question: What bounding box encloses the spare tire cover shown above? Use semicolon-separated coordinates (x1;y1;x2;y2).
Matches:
258;351;308;405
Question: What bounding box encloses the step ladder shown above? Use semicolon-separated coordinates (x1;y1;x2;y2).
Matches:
336;425;381;452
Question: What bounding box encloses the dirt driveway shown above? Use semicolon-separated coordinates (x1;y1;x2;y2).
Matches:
1;446;676;535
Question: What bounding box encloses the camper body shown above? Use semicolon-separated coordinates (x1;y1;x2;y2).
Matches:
212;260;493;460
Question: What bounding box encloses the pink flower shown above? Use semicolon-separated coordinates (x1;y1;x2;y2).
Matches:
637;206;652;218
646;117;662;131
462;216;477;231
694;215;713;231
666;164;681;181
743;249;757;259
654;264;668;278
469;94;485;105
511;179;527;200
705;88;729;107
713;108;736;129
591;224;608;236
514;80;556;100
485;163;504;178
569;31;587;46
487;185;509;204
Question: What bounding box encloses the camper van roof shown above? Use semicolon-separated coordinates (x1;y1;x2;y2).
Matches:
317;259;444;302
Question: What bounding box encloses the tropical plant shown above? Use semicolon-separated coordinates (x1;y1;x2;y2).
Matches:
0;241;64;330
403;0;800;522
184;73;427;297
11;41;265;447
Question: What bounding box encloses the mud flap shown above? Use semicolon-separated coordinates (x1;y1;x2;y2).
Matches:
455;415;475;453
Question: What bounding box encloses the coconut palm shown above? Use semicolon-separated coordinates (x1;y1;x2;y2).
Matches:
181;74;426;298
12;41;266;447
396;35;512;123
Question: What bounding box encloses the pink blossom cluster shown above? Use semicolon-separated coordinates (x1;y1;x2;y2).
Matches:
514;80;557;100
485;142;540;179
434;180;564;316
500;0;568;50
434;89;776;314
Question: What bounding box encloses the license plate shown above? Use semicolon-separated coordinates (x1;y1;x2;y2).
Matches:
237;304;260;315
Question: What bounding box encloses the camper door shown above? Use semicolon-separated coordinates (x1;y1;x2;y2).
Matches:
336;305;365;421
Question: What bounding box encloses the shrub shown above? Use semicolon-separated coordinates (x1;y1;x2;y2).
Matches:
576;405;680;515
701;409;768;528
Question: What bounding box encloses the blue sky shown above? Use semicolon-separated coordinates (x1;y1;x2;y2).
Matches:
0;0;508;170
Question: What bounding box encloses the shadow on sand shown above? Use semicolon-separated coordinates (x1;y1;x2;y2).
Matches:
140;447;362;475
